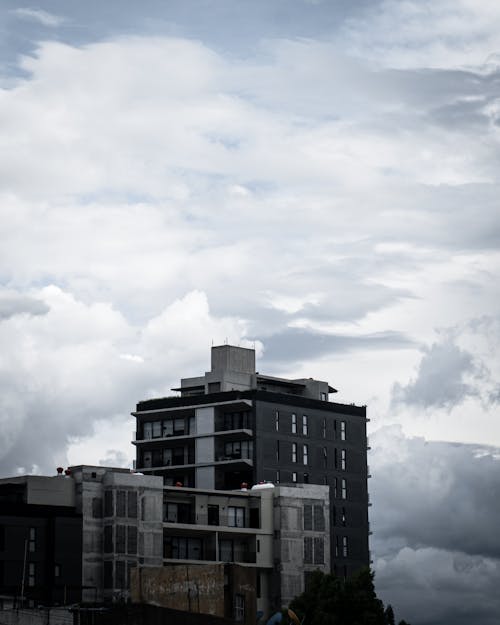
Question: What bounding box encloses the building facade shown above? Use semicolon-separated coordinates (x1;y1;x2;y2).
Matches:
133;345;370;579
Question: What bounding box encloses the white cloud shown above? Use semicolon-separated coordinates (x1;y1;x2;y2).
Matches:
13;8;65;27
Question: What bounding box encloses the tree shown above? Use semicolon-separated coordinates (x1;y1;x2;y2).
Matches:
288;569;410;625
385;605;395;625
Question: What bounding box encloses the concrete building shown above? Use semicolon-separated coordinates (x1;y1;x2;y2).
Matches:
0;469;331;618
133;345;370;577
0;467;163;606
0;474;82;607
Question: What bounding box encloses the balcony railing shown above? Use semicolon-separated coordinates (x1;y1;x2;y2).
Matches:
164;512;257;529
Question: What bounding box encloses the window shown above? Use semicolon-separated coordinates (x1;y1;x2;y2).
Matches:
104;491;114;517
314;537;324;564
292;472;297;483
116;491;126;517
276;439;280;462
333;477;338;498
92;498;102;518
303;444;309;465
165;536;202;560
341;449;346;471
219;539;234;562
335;536;339;557
234;594;245;622
303;473;309;483
225;440;253;459
341;507;346;526
304;505;313;530
323;446;328;468
228;507;245;528
275;410;279;432
174;418;186;436
208;505;219;526
54;564;61;577
321;392;327;401
163;420;173;437
104;525;113;553
142;450;152;468
115;560;126;589
304;537;313;564
127;491;138;518
291;413;297;434
314;505;325;531
342;536;348;557
127;526;137;555
28;563;35;587
152;421;162;438
302;415;308;436
334;448;338;469
322;418;327;439
341;478;347;499
276;470;280;484
143;422;152;439
116;525;126;554
292;442;297;463
28;527;36;552
340;421;346;441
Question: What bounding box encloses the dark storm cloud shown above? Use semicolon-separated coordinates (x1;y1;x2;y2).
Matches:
371;427;500;625
392;339;478;410
0;292;49;319
370;428;500;559
257;327;414;365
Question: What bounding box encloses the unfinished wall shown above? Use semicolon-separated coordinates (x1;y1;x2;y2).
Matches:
131;564;225;617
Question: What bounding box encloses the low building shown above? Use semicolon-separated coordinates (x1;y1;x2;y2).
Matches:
0;467;330;619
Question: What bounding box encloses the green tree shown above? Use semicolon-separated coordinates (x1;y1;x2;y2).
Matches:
289;569;409;625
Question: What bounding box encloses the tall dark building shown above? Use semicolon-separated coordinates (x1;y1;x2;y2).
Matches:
133;345;370;575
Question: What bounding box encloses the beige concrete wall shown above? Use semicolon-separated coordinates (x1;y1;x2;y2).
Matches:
131;564;225;616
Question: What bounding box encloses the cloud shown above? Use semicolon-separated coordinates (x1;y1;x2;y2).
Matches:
0;291;49;319
370;426;500;625
12;8;65;27
392;338;478;410
257;327;414;364
0;286;248;476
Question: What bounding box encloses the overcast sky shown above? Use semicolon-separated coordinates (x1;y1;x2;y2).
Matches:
1;1;499;623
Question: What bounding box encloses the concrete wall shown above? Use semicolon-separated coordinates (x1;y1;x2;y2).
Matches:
0;608;72;625
130;564;225;616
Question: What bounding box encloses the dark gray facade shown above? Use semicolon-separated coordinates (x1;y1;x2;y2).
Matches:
133;345;370;576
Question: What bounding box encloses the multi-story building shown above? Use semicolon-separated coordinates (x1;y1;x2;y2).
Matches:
133;345;370;580
0;467;163;606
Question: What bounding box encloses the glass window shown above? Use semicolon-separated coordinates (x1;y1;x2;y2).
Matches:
208;505;219;526
304;505;312;530
341;449;346;471
116;491;126;517
152;421;162;438
314;505;325;531
292;472;297;483
28;563;35;587
276;440;280;462
127;526;137;555
142;450;152;468
143;422;152;439
304;537;313;564
163;420;173;437
322;418;327;439
303;473;309;483
314;537;324;564
341;478;347;499
323;446;328;468
234;594;245;622
292;442;297;463
275;410;279;432
29;527;36;552
340;421;346;441
302;415;308;436
303;444;308;465
174;418;185;435
341;507;346;527
291;413;297;434
276;470;280;483
321;392;327;401
342;536;348;557
228;507;245;528
333;477;338;498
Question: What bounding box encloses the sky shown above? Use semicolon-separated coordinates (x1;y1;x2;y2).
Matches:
0;1;499;623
